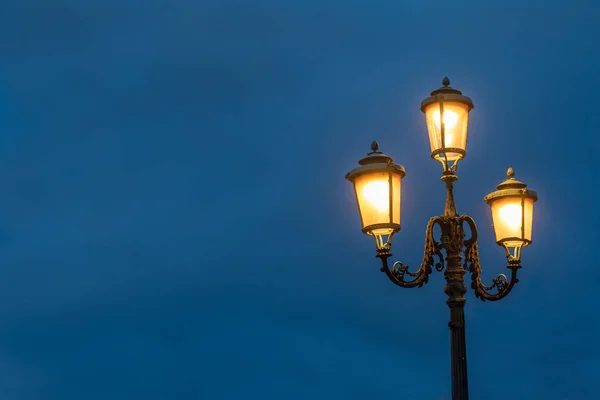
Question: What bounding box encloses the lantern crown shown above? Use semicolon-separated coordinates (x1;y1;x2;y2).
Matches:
420;77;474;112
484;168;538;204
494;167;528;190
345;141;405;181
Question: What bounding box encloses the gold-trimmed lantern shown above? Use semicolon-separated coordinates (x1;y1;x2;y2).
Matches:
345;141;405;250
484;168;538;261
420;77;474;166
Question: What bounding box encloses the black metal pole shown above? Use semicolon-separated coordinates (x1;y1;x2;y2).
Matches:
444;248;469;400
441;174;469;400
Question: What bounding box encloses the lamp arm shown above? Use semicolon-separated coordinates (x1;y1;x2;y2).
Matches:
378;216;445;288
460;215;521;302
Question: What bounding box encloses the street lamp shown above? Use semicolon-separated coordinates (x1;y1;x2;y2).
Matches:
345;78;538;400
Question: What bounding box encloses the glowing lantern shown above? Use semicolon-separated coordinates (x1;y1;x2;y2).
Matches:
420;77;474;165
345;141;405;250
484;168;538;261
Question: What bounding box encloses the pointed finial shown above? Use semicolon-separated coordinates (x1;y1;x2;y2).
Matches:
442;77;450;87
507;167;515;178
370;140;379;153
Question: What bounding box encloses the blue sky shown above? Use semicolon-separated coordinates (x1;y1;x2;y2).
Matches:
0;0;598;399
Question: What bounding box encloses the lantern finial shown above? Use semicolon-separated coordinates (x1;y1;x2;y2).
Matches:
507;167;515;178
370;140;380;153
442;77;450;87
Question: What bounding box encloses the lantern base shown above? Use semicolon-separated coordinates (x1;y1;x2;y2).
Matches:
362;223;401;251
498;238;531;262
431;147;465;175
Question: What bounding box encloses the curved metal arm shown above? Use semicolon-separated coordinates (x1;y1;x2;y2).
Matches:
378;217;445;288
460;215;521;302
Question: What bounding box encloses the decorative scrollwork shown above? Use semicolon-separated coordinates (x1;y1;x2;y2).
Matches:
460;215;520;302
392;261;421;277
378;216;445;288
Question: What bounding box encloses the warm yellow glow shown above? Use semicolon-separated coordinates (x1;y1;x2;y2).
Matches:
431;110;458;148
498;203;523;230
362;180;389;212
352;171;401;233
424;102;470;161
432;109;459;130
490;196;534;246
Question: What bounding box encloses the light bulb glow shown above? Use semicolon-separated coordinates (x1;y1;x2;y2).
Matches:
498;204;522;230
362;180;389;212
432;110;459;130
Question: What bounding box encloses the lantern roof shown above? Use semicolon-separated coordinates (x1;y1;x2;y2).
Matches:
345;141;405;182
359;141;394;165
484;168;538;204
495;167;527;190
420;77;474;112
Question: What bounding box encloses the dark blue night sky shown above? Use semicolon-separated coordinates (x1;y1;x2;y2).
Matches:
0;1;598;399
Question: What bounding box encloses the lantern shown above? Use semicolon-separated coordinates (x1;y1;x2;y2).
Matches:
345;141;405;250
484;168;538;261
420;77;474;165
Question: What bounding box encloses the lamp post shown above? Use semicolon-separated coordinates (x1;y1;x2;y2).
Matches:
345;78;538;400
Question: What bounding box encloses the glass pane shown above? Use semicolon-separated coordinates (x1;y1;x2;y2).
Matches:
425;102;470;161
523;197;534;242
490;196;534;246
391;172;401;226
353;171;394;232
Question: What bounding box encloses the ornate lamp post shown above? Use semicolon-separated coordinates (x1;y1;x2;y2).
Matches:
345;78;538;400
